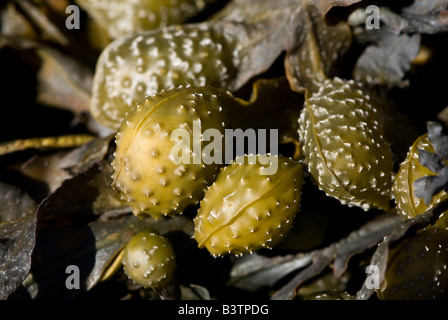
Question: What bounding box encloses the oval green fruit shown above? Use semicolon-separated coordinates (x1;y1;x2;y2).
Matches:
112;86;235;218
194;154;304;256
91;24;240;130
298;77;394;211
122;230;176;288
393;134;448;229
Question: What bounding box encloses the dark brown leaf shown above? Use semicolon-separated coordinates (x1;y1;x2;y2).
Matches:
396;0;448;34
0;179;38;298
0;134;94;157
230;77;304;143
17;135;113;198
228;253;313;292
1;2;37;39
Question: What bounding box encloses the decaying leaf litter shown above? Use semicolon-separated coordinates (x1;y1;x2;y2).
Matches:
1;0;448;300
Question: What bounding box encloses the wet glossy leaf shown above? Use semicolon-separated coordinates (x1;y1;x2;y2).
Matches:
228;253;312;292
351;1;448;88
0;181;37;223
16;135;113;198
23;214;193;299
413;122;448;206
36;47;93;114
0;182;37;299
296;271;351;299
0;215;37;300
313;0;363;20
0;134;93;156
14;0;68;46
227;213;402;298
385;0;448;34
1;0;448;301
36;160;127;229
284;0;352;93
180;284;212;300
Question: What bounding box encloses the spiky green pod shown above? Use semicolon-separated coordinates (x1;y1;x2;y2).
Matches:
112;86;235;218
194;154;304;256
298;77;394;211
122;230;176;288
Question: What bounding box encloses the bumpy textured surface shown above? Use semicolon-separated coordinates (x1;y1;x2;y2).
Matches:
122;230;176;288
377;227;448;300
298;77;394;211
194;154;304;256
393;134;448;229
76;0;215;39
112;86;234;218
91;24;240;130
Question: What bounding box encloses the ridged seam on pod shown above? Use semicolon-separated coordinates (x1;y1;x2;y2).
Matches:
193;154;304;257
393;134;448;229
122;230;176;288
298;77;394;211
377;227;448;300
91;24;241;130
112;86;235;219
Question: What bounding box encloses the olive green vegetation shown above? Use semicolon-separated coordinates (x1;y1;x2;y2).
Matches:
299;77;394;211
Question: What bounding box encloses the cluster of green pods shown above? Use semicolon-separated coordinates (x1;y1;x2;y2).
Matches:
85;0;447;298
